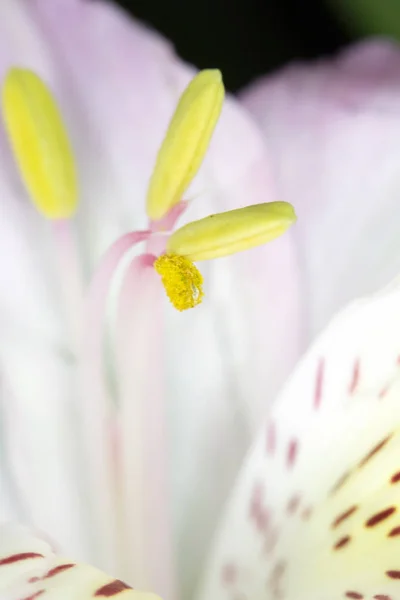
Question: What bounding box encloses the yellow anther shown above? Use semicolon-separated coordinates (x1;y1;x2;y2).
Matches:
167;201;297;261
2;68;77;219
146;69;224;221
154;254;204;311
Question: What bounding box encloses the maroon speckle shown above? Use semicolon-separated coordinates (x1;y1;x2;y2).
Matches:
359;435;392;468
256;509;270;532
287;494;300;515
334;535;351;549
391;471;400;484
221;562;237;585
44;563;75;578
95;580;132;596
249;483;269;532
266;422;276;455
0;552;44;566
314;358;324;409
21;593;44;600
268;560;286;600
387;570;400;579
287;439;298;469
348;359;360;394
264;527;280;555
330;471;351;495
388;526;400;537
345;593;363;599
366;507;396;527
28;577;40;583
374;596;392;600
332;505;358;529
301;506;313;521
249;482;263;510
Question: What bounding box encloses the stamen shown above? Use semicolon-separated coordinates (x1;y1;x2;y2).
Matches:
167;201;297;260
2;68;77;219
146;69;224;221
154;254;204;311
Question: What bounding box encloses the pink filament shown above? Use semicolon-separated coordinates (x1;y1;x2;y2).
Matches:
78;230;150;572
149;200;188;233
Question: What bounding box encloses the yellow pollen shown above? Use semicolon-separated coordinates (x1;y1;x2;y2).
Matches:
154;254;204;311
2;68;77;219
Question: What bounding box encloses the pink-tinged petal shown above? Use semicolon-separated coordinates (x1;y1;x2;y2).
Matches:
0;2;75;339
0;2;90;554
0;0;300;595
241;39;400;340
197;279;400;600
0;523;161;600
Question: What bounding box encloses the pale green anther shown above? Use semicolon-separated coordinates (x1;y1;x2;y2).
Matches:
2;68;77;219
146;69;224;221
167;201;297;261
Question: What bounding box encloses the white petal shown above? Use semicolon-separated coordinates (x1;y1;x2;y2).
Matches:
197;279;400;600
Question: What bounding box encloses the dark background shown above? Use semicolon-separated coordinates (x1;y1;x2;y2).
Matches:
113;0;350;91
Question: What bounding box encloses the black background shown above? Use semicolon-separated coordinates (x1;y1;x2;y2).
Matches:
112;0;349;90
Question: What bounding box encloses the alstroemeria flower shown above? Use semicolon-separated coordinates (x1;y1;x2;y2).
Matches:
3;3;400;600
0;2;297;600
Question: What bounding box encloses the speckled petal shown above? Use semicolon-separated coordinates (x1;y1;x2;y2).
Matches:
197;278;400;600
0;523;161;600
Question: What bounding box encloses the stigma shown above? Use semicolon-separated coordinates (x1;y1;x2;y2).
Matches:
154;254;204;311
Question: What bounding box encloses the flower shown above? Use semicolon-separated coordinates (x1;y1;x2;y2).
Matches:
0;1;297;599
2;4;400;600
